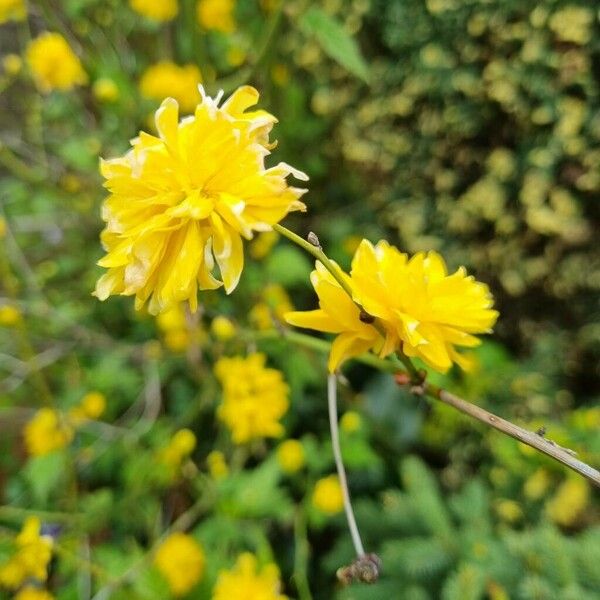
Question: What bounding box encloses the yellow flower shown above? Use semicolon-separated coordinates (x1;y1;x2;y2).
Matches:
288;240;499;373
523;468;551;500
129;0;178;21
139;61;202;114
340;411;362;433
546;477;589;527
0;518;53;590
215;353;289;444
159;428;197;469
0;304;22;326
276;439;305;474
26;33;87;93
286;261;381;372
250;283;294;330
154;533;205;596
207;450;229;479
2;54;23;76
197;0;235;33
93;77;119;103
312;475;344;515
211;315;236;340
0;0;25;23
13;587;54;600
249;230;279;259
212;553;287;600
495;499;523;523
23;409;74;457
69;391;106;423
549;6;593;45
94;86;308;315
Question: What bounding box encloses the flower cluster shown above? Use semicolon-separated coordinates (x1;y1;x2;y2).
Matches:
0;0;25;24
154;533;205;596
139;61;202;114
214;353;289;444
26;33;87;93
213;553;287;600
129;0;178;21
23;392;107;456
0;518;53;591
287;240;498;373
197;0;236;33
94;86;307;315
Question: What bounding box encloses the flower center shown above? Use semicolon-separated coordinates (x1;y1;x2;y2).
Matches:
169;189;215;220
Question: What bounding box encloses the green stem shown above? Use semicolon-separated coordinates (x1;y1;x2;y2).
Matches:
273;224;353;297
293;508;313;600
247;328;397;373
0;505;81;524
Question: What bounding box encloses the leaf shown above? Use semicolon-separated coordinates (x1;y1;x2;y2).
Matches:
24;451;69;504
265;246;312;287
299;7;369;83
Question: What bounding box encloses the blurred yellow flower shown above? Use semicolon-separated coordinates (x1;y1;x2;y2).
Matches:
129;0;178;21
0;304;22;326
523;468;551;500
276;439;305;473
197;0;235;33
249;231;279;259
213;553;287;600
139;61;202;114
215;353;289;444
546;477;589;527
250;283;294;330
270;64;289;87
207;450;229;479
0;518;53;590
0;0;25;23
2;53;22;76
340;410;362;433
0;216;6;238
312;475;344;515
23;408;74;457
154;533;205;596
159;428;197;469
286;261;381;372
155;303;193;351
549;6;593;45
93;77;119;103
495;499;523;523
211;315;236;340
26;33;87;93
14;588;54;600
69;391;106;423
94;86;308;315
226;46;246;67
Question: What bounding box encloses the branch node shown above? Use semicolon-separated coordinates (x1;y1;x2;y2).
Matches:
336;553;382;586
307;231;321;249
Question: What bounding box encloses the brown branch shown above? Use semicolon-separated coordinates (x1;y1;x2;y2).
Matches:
406;379;600;487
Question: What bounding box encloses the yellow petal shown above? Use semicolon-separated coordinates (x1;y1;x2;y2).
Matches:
285;309;341;334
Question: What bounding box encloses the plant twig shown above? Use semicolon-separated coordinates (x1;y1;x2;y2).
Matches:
327;374;365;557
419;381;600;487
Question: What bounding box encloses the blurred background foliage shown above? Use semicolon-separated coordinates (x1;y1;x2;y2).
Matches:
0;0;598;599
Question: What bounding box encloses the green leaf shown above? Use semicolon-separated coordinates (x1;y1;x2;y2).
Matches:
299;7;369;83
265;246;312;286
24;451;69;505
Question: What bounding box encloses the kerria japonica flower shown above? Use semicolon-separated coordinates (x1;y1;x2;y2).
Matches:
287;239;499;373
94;86;308;314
